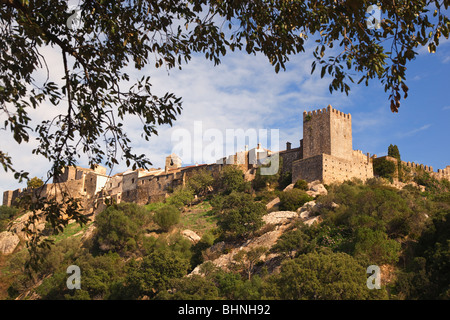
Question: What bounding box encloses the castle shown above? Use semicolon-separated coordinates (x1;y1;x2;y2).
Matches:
3;106;450;208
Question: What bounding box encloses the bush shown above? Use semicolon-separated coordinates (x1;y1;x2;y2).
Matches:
278;171;292;191
352;227;401;265
119;250;190;299
217;166;249;194
166;187;194;209
294;179;308;190
275;250;388;299
94;203;151;254
252;166;279;191
187;169;215;196
373;158;396;182
216;191;266;240
27;176;43;189
0;205;19;231
153;204;180;232
279;189;313;211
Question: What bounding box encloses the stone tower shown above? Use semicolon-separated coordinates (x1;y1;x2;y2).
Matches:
302;105;352;161
165;154;182;172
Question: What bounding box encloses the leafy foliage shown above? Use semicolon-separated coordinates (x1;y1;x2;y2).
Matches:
26;177;43;189
117;250;190;299
279;188;313;211
165;187;194;209
186;169;215;197
214;191;266;240
373;158;397;182
0;205;19;231
294;179;308;191
273;250;387;300
94;202;151;254
216;165;250;194
152;204;181;232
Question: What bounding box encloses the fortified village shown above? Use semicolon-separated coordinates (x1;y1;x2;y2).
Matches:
3;105;450;212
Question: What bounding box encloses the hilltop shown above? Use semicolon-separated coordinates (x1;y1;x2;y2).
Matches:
0;165;449;300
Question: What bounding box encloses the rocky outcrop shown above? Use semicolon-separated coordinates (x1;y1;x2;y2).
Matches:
265;197;280;210
0;231;20;255
306;180;328;197
8;211;46;240
190;199;329;276
263;211;298;225
181;229;201;243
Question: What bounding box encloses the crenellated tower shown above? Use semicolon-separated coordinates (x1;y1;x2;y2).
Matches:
303;105;352;161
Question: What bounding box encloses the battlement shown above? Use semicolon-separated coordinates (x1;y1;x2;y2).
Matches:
303;105;351;121
401;161;434;173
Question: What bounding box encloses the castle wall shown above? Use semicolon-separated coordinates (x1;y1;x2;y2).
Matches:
2;190;14;207
322;152;373;184
279;147;302;175
292;154;324;183
435;165;450;180
122;171;139;203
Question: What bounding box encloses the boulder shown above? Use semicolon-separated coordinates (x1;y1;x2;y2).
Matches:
297;200;316;212
263;211;298;225
283;184;294;192
306;183;328;197
304;216;322;226
0;231;20;255
266;197;280;210
181;229;201;243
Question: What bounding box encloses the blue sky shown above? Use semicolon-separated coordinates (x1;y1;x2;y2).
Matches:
1;20;450;198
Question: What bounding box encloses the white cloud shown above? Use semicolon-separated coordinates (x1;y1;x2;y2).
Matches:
398;124;432;138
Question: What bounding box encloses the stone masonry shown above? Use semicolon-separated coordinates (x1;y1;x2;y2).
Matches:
2;105;449;207
291;105;373;184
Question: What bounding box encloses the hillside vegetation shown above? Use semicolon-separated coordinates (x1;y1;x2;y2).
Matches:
0;166;449;300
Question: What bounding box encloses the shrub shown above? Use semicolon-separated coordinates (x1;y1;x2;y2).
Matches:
352;227;401;265
166;187;194;208
187;169;215;196
27;177;44;189
275;250;388;299
153;204;180;232
278;171;292;190
294;179;308;190
94;203;150;253
217;165;249;194
216;192;266;240
279;189;313;211
373;158;396;182
0;205;19;231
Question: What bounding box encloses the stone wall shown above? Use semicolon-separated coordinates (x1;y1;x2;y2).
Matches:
3;190;14;207
302;105;352;161
330;108;352;161
303;108;331;159
279;143;302;175
292;154;324;183
322;153;373;184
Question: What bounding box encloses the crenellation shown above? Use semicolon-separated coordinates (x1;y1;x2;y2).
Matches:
3;105;449;208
